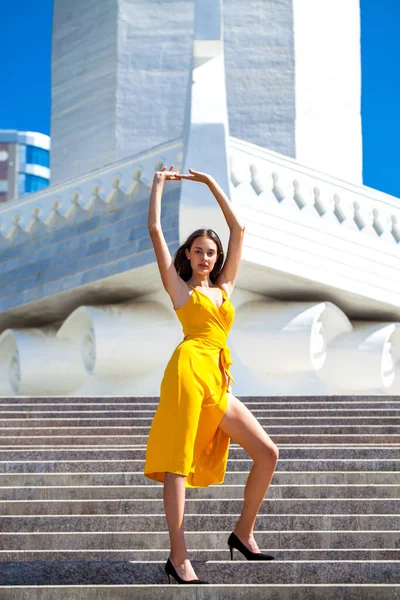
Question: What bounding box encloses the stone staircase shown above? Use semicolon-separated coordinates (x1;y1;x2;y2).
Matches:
0;395;399;599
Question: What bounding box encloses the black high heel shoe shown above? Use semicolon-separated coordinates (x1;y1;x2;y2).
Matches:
227;532;275;561
165;558;209;584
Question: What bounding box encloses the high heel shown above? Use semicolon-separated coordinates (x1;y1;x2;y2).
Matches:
164;558;209;584
227;532;274;561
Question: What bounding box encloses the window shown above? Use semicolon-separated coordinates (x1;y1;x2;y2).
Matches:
0;180;8;192
26;145;50;168
18;173;26;196
25;174;49;193
18;144;26;169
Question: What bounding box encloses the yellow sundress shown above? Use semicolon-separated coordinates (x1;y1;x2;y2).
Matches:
144;283;236;488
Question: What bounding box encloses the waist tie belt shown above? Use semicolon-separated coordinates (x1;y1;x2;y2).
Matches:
220;345;236;389
183;335;236;389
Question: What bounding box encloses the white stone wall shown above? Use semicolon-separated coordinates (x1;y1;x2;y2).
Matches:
116;0;195;163
51;0;119;183
224;0;296;158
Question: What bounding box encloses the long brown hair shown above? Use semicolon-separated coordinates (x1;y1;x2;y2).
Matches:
174;229;224;283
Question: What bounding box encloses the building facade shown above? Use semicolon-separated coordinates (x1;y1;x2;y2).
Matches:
0;130;50;203
0;0;399;397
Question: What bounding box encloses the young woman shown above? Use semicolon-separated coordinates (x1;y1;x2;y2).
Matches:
144;165;279;585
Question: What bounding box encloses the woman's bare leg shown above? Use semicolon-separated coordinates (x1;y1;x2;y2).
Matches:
218;394;279;552
163;472;198;580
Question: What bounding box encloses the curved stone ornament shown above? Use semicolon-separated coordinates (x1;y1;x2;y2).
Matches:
230;300;352;376
318;322;400;393
58;301;182;395
0;327;83;395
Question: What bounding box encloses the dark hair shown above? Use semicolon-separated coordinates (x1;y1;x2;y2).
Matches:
174;229;224;283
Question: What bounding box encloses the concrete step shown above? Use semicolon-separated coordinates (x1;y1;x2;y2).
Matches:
1;423;400;437
1;498;399;516
2;395;399;404
1;483;399;501
0;559;398;585
1;458;398;473
0;446;397;460
1;433;398;444
1;470;397;487
1;549;399;562
1;416;398;429
1;407;400;417
1;411;399;424
1;530;396;551
0;394;398;595
1;584;398;600
1;406;400;416
0;394;399;405
0;514;396;533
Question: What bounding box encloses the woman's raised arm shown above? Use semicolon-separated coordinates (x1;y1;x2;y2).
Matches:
148;166;185;297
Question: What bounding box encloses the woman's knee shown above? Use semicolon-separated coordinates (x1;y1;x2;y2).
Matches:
254;440;279;466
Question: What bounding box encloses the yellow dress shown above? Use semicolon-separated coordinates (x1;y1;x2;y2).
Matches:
144;283;236;488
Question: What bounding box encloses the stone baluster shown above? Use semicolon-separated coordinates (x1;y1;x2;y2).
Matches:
26;207;47;237
260;170;299;212
229;154;244;188
229;161;259;208
390;215;400;243
293;178;319;220
46;199;68;230
65;191;87;224
127;168;151;203
106;176;126;211
292;179;306;210
332;193;359;231
352;201;376;237
276;171;304;211
372;207;395;244
249;164;264;196
332;193;344;223
127;168;142;199
86;184;108;218
7;214;29;246
312;187;337;224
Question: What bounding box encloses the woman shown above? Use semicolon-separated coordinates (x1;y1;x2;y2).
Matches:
144;165;279;584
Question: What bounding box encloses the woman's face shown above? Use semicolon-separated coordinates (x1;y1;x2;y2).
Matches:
185;236;219;277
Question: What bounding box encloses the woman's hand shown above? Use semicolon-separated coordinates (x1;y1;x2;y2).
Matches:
180;168;214;185
154;165;182;182
154;166;213;185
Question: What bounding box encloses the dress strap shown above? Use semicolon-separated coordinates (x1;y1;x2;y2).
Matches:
217;285;227;297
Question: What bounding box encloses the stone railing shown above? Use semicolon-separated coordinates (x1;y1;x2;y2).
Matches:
0;139;183;247
229;136;400;247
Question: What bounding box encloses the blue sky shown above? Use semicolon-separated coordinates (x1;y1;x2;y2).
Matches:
1;0;399;198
